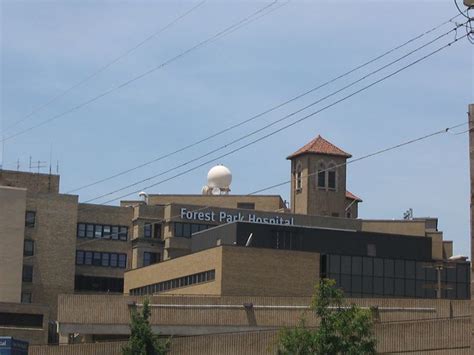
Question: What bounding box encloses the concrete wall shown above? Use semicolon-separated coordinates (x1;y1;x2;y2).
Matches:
30;318;470;354
0;186;26;303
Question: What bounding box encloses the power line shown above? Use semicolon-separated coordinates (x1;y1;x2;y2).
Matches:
83;24;464;203
72;120;470;248
67;13;463;194
92;32;467;205
4;0;207;133
1;0;280;143
250;122;469;195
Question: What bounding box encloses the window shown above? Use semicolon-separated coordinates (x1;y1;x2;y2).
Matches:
130;269;216;296
0;312;43;328
25;211;36;227
23;240;34;257
77;223;86;238
143;252;159;267
103;225;111;239
237;202;255;210
22;265;33;283
93;252;102;266
111;226;119;240
21;292;32;304
76;251;84;265
84;251;93;265
296;162;302;191
118;254;127;268
102;253;110;267
110;253;118;267
144;223;152;238
94;225;103;238
78;223;127;241
86;224;94;238
327;164;336;190
174;222;208;238
74;275;124;293
317;162;326;188
119;227;128;241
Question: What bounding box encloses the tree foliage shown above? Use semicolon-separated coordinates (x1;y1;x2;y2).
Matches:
278;279;377;355
122;298;171;355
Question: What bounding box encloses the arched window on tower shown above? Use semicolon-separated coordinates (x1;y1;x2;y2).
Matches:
328;162;337;190
296;162;302;191
317;162;326;188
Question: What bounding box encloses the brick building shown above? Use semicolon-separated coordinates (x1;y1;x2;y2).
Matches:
0;135;470;352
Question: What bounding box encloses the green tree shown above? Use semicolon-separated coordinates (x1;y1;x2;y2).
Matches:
122;298;171;355
278;279;376;355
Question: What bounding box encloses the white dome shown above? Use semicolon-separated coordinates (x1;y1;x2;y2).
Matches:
207;165;232;189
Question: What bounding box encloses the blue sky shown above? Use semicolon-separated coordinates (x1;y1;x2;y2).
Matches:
1;0;473;255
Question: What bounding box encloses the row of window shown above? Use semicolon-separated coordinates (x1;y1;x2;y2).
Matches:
324;254;469;282
130;269;216;296
0;312;43;328
144;223;162;239
75;250;127;269
75;275;124;293
295;163;338;191
174;222;210;238
77;223;128;241
322;254;470;299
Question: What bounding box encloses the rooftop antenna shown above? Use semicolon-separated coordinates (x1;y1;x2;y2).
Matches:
16;159;20;171
245;233;253;247
403;208;413;220
56;160;59;174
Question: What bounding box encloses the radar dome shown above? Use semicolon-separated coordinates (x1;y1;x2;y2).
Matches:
207;165;232;190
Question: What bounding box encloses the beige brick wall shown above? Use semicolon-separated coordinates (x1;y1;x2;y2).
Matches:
290;154;348;217
221;247;319;297
24;193;78;319
0;170;59;194
361;220;428;236
124;247;223;295
30;318;470;354
147;195;285;212
0;186;26;303
0;302;49;345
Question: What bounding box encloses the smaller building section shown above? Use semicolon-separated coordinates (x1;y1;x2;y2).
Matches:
125;246;319;297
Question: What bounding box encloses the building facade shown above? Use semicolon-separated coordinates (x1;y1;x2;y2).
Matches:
0;134;470;350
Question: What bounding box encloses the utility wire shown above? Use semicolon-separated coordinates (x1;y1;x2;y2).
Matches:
69;119;470;248
250;122;469;195
84;24;465;203
1;0;280;143
4;1;207;133
92;33;467;205
67;13;463;194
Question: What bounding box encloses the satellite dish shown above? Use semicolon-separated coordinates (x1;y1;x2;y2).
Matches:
212;187;221;195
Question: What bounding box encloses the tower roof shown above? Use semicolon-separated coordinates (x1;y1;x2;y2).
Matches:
346;190;362;202
286;135;352;159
